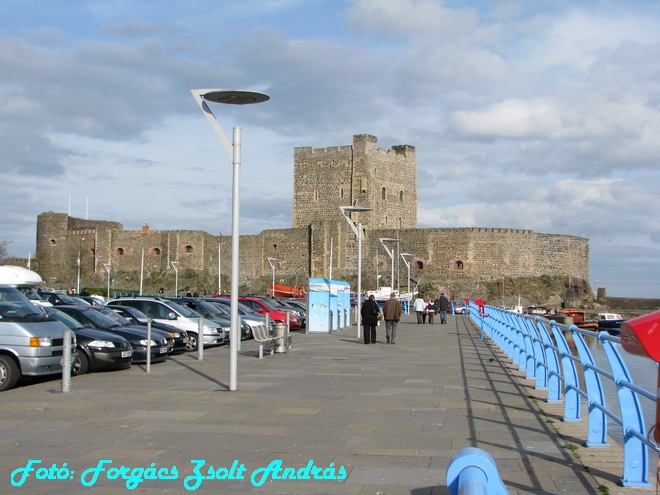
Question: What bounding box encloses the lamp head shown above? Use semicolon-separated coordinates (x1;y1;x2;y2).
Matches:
202;89;270;105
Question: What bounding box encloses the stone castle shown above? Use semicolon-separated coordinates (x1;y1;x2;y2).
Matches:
34;134;589;303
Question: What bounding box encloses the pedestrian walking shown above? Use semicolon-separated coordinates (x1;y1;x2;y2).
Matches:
427;298;436;324
382;293;402;344
413;294;425;324
360;294;380;344
438;292;450;324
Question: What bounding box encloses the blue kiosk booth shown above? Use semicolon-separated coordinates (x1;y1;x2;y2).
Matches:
308;278;351;333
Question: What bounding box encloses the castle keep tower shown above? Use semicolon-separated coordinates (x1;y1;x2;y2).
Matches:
293;134;417;230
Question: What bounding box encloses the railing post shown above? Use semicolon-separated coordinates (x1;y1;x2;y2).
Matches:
550;323;581;421
600;335;651;487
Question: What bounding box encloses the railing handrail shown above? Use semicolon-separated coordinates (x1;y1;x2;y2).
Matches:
465;301;658;487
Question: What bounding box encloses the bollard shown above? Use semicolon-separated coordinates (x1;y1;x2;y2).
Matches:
61;329;72;393
146;320;151;373
197;318;204;360
446;447;510;495
272;322;286;353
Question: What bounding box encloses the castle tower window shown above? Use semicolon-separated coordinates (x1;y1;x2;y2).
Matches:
399;190;404;203
454;260;464;270
385;216;388;226
340;188;344;198
360;178;366;193
185;245;194;253
314;190;319;202
117;248;124;256
381;187;386;200
50;239;56;245
398;217;402;229
271;244;278;253
415;260;424;269
151;248;161;256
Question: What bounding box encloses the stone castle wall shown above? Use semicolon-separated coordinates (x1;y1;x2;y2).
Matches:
32;134;589;297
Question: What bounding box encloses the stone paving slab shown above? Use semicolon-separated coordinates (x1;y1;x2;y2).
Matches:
0;313;655;494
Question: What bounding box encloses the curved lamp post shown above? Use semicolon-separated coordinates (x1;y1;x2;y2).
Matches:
340;205;372;339
191;88;270;391
379;238;400;293
170;261;179;295
400;253;413;312
267;258;278;297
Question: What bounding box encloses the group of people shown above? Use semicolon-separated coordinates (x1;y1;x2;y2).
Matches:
360;293;402;345
413;293;449;324
359;291;451;345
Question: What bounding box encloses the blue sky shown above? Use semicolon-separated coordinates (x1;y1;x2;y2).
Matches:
1;0;659;298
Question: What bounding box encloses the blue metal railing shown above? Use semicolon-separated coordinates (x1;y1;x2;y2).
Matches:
466;302;658;487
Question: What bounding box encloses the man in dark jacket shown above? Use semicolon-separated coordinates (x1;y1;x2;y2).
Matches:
382;292;402;344
360;294;380;344
438;293;450;324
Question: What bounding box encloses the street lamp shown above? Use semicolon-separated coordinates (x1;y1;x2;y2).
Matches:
192;88;270;392
171;261;179;295
103;263;111;298
77;237;85;294
379;238;400;293
340;205;373;339
400;253;413;310
267;258;278;297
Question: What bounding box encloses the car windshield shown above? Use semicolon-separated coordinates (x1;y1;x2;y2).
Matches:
93;307;132;326
115;306;149;322
254;298;281;311
0;286;46;321
195;300;225;316
44;307;84;330
165;300;200;318
212;299;255;315
77;308;121;330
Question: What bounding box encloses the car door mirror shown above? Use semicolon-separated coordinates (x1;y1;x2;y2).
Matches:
167;312;177;320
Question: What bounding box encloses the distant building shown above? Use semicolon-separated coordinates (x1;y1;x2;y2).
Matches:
35;134;589;300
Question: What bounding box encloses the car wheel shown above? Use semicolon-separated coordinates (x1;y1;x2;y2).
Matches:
186;333;198;352
0;355;20;392
73;351;90;376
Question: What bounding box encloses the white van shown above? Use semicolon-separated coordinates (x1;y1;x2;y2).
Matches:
0;266;52;307
0;285;75;391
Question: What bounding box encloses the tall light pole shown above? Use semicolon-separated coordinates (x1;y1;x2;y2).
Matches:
401;253;413;309
192;88;270;392
103;263;111;298
77;237;85;294
267;258;278;297
171;261;179;295
340;205;372;339
379;238;400;292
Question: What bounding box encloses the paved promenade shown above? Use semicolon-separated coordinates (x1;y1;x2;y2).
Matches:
0;313;654;494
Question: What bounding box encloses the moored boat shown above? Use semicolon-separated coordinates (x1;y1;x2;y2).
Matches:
561;308;599;330
598;313;624;333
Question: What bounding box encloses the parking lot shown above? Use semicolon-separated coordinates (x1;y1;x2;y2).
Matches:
0;314;617;494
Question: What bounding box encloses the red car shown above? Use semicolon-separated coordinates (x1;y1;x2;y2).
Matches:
218;296;301;331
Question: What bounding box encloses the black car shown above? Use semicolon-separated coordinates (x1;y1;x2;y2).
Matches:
106;305;189;353
88;306;174;354
55;306;169;364
37;291;82;306
44;306;133;375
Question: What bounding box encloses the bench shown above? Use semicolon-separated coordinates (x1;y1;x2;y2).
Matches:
252;325;292;358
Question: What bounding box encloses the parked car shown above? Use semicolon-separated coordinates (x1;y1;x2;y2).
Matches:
165;297;250;340
0;285;76;391
43;306;133;375
106;296;225;351
88;306;174;354
106;305;189;353
54;305;169;364
37;291;81;306
202;298;274;339
218;295;301;331
276;300;306;328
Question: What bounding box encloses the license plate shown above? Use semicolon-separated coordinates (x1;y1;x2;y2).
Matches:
182;337;188;343
159;346;168;354
121;350;132;358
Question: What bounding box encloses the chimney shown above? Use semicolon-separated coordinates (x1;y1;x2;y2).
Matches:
142;223;149;232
